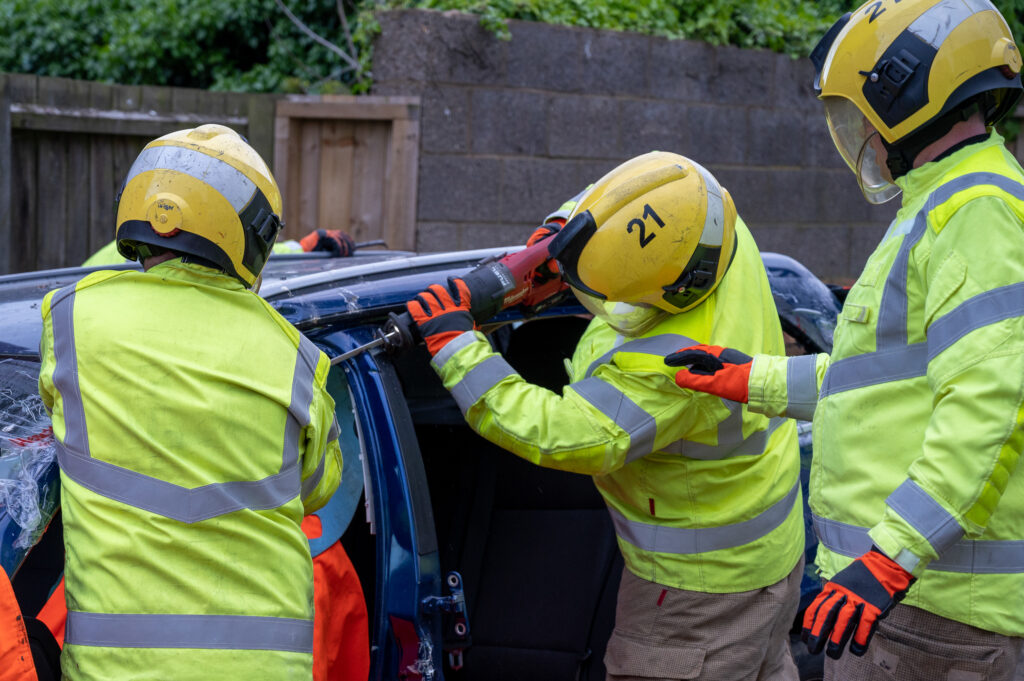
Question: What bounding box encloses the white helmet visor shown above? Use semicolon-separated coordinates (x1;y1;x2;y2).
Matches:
571;287;667;337
823;96;901;204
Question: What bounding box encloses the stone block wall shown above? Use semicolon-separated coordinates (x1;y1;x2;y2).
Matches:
373;9;900;280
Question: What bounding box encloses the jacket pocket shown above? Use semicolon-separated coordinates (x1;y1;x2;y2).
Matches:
604;631;706;680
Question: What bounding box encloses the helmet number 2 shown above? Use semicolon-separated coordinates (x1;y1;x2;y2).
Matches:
627;204;666;248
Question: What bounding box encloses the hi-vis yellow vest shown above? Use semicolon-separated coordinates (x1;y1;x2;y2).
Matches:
747;132;1024;637
38;260;342;681
432;218;803;593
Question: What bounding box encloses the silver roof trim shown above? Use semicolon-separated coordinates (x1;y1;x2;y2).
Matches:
258;247;523;300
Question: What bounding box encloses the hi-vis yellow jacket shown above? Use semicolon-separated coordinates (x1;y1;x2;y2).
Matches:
747;132;1024;637
432;218;803;593
38;259;342;681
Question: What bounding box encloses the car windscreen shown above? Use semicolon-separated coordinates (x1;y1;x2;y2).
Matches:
0;358;59;576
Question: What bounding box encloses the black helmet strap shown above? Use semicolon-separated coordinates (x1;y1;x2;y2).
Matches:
882;98;983;179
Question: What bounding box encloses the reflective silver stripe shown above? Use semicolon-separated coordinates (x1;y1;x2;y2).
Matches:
827;174;1024;398
927;282;1024;361
125;146;257;212
585;333;698;379
449;355;516;414
876;210;927;348
609;480;799;554
65;611;313;652
786;354;819;421
693;160;726;246
876;173;1024;349
819;342;927;398
431;330;479;371
50;290;315;523
661;415;785;460
812;513;1024;574
301;450;327;501
886;479;964;555
56;446;302;524
908;0;986;48
812;514;869;558
571;377;657;463
50;288;89;456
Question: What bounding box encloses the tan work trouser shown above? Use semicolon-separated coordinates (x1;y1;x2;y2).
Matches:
603;558;803;681
825;604;1022;681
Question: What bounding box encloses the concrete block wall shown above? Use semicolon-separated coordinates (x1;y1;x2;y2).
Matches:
372;9;900;280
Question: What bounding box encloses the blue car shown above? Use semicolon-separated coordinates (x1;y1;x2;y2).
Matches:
0;247;841;681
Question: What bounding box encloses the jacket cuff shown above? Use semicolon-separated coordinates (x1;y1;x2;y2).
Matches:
747;354;789;417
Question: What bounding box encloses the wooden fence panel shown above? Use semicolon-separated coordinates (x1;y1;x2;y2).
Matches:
88;136;115;254
10;130;37;272
66;134;91;264
318;120;355;234
298;119;323;233
2;77;422;273
274;96;420;249
0;72;278;274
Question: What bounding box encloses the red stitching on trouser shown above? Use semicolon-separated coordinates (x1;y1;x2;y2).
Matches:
657;589;667;607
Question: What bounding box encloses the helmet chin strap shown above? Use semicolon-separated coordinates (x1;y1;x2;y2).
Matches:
882;100;982;179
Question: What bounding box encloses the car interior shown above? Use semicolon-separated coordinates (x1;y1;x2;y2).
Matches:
341;313;617;681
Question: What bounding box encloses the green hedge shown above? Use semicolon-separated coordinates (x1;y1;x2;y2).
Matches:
0;0;375;93
1;1;1022;94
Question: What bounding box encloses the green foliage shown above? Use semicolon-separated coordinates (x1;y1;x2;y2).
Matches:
388;0;859;56
0;0;377;94
1;1;1023;94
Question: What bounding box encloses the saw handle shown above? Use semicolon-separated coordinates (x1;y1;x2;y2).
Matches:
387;236;563;355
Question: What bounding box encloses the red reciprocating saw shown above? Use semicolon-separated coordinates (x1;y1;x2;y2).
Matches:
330;235;567;364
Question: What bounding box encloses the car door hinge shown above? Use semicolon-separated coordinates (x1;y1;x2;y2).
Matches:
421;571;471;670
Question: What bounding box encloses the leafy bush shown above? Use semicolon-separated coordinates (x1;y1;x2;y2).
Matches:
398;0;858;57
1;1;1023;93
0;0;376;93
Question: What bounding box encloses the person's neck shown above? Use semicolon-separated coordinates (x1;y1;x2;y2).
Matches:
142;252;177;271
913;117;988;168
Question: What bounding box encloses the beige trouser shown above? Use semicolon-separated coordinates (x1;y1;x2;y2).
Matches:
825;604;1022;681
603;558;803;681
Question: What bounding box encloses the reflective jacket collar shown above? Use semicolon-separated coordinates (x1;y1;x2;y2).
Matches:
895;130;1006;201
146;258;246;292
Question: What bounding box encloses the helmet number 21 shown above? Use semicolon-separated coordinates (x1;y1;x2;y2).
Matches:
626;204;666;248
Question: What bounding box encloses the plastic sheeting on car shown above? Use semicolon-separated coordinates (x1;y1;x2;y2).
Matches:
0;358;59;577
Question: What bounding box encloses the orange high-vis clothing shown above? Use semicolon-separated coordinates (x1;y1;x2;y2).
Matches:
0;568;37;681
33;527;368;681
302;516;370;681
35;579;64;649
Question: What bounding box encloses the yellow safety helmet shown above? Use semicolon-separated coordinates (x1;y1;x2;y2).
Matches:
115;124;283;288
811;0;1022;203
548;151;737;336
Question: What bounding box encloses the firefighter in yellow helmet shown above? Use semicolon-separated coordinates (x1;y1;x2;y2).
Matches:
37;124;342;680
670;1;1024;677
81;126;355;269
407;151;804;680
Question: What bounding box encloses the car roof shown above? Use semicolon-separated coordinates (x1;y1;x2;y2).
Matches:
0;247;520;357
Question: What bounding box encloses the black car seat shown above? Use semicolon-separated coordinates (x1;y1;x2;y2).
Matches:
404;316;623;681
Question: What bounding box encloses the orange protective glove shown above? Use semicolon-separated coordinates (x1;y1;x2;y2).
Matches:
802;548;915;659
525;221;564;282
300;229;355;257
665;344;753;403
406;279;475;356
526;221;562;247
